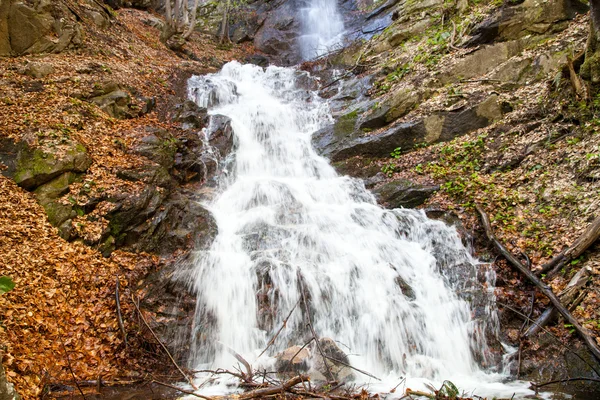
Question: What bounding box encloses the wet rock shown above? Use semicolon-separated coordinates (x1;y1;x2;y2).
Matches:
133;129;179;169
363;172;387;189
275;346;311;373
207;114;234;157
311;338;354;382
24;62;54;78
313;95;505;162
12;141;92;190
253;0;301;65
246;53;270;67
373;179;439;209
0;362;20;400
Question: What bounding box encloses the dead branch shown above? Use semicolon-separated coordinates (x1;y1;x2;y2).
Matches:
532;376;600;389
537;215;600;277
321;354;380;381
222;344;253;382
115;276;127;346
297;271;334;381
59;338;87;399
476;204;600;362
152;380;213;399
525;267;591;337
131;295;198;390
258;298;300;359
235;375;309;400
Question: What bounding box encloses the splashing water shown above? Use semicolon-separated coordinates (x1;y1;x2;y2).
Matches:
182;62;538;398
298;0;345;60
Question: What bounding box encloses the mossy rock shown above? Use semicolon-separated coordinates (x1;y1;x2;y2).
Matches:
14;142;92;190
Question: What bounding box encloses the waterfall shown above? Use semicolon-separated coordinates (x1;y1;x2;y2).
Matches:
298;0;345;60
184;62;536;398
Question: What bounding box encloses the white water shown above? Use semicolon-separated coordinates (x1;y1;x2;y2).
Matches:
298;0;345;60
183;61;538;398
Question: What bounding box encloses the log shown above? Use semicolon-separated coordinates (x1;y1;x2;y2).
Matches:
236;375;308;399
537;215;600;276
525;267;591;337
475;205;600;362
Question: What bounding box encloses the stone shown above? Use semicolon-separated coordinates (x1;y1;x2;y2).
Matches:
313;95;505;162
311;338;354;382
373;179;439;209
253;0;302;65
0;362;20;400
33;172;77;205
207;114;234;157
275;346;311;373
13;142;92;190
134;129;179;169
24;62;54;78
116;164;174;189
173;100;208;129
89;89;134;119
438;40;528;85
246;54;270;67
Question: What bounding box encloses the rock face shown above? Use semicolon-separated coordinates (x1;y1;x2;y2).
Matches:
373;179;439;209
313;95;505;162
0;0;107;56
252;0;302;65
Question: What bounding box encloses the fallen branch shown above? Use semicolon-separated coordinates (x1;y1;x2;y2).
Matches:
132;295;198;390
152;380;212;399
532;376;600;390
536;215;600;277
236;375;308;400
476;204;600;362
525;267;591;337
115;276;127;346
59;338;87;399
321;354;380;381
257;299;300;359
222;344;253;382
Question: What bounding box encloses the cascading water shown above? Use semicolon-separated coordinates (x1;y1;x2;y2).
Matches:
183;62;537;398
298;0;345;60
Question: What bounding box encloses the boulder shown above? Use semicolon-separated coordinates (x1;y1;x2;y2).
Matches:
373;179;439;209
466;0;588;46
0;0;84;56
24;62;54;78
133;129;179;169
89;89;134;119
313;95;506;162
275;346;312;373
0;362;20;400
359;86;424;130
173;100;208;129
253;0;301;65
12;141;92;190
116;164;174;189
311;338;354;382
207;114;234;157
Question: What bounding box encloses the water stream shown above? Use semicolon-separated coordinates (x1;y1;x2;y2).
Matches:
179;0;538;398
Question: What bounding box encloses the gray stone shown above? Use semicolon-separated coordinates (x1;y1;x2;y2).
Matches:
373;179;439;209
311;338;354;382
275;346;311;373
89;90;133;119
24;62;54;78
173;100;208;129
0;362;20;400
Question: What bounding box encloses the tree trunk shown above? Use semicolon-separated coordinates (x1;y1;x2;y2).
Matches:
581;0;600;85
220;0;231;44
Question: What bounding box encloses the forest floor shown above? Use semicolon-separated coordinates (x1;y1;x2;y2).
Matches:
0;7;252;399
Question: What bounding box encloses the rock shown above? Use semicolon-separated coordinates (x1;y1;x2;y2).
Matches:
123;0;152;9
466;0;588;46
359;86;423;130
275;346;312;373
438;40;528;85
133;129;179;169
1;0;83;56
89;89;134;119
311;338;354;382
173;100;208;129
24;62;54;78
246;53;270;67
313;95;505;162
116;164;173;189
253;0;301;65
206;114;234;157
42;201;76;234
13;141;92;190
488;50;568;84
373;179;439;209
33;172;77;205
0;362;20;400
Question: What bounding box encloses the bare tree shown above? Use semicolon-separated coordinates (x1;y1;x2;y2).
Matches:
219;0;232;44
161;0;201;45
581;0;600;86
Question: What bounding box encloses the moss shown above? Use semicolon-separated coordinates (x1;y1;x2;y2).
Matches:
333;110;359;138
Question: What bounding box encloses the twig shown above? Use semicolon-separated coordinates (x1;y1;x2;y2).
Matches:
222;344;253;382
297;270;334;381
131;294;198;390
152;380;212;399
115;276;127;346
532;377;600;389
321;354;380;381
257;299;300;359
59;338;87;399
497;301;600;377
476;204;600;362
237;375;308;399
